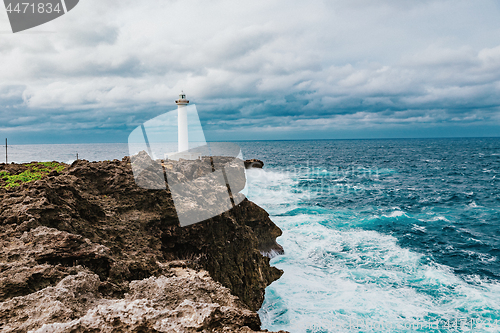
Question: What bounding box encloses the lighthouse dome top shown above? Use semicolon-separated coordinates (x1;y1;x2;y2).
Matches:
175;91;189;105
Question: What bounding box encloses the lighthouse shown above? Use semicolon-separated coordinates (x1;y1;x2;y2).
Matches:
175;91;189;152
163;92;201;161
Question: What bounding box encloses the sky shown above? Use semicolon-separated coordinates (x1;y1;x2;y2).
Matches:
1;0;500;144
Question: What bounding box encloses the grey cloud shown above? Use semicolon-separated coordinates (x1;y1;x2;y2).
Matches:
1;0;500;142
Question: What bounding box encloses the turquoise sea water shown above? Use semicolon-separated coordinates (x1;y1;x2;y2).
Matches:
240;139;500;333
4;138;500;332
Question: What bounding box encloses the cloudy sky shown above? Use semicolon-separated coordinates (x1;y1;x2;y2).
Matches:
1;0;500;143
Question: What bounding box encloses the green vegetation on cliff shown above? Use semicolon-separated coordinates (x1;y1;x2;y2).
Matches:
0;162;65;188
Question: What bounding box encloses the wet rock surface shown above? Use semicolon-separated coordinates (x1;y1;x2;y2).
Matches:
244;159;264;169
0;158;286;332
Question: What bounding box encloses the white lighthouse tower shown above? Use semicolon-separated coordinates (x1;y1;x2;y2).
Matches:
165;91;201;161
175;91;189;152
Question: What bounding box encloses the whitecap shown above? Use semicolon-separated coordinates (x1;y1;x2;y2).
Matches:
383;210;407;218
411;224;426;233
260;249;284;259
429;216;450;222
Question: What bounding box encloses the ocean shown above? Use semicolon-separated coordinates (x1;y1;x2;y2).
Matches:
4;138;500;332
241;139;500;333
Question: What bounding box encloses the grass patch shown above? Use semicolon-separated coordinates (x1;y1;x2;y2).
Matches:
0;162;66;189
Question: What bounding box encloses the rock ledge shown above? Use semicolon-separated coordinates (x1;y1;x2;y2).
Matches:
0;158;286;333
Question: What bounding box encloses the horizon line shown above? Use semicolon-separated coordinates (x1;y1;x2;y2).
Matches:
4;135;500;145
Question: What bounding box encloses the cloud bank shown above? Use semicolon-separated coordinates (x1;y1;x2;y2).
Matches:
1;0;500;142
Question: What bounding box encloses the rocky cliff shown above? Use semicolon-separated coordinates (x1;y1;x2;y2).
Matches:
0;158;286;332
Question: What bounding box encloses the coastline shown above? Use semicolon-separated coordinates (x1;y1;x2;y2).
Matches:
0;158;287;332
